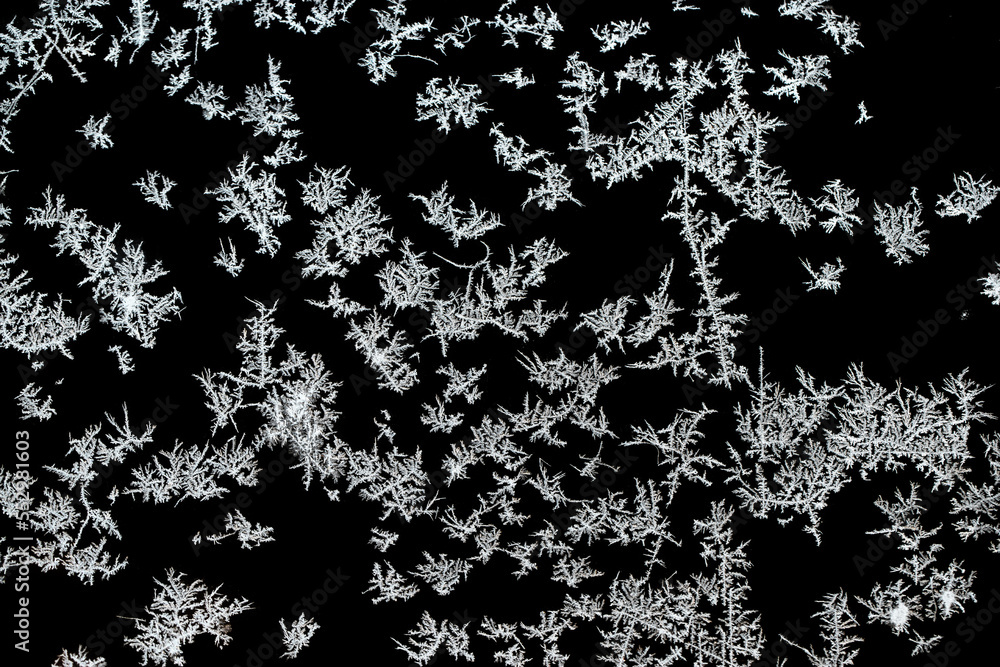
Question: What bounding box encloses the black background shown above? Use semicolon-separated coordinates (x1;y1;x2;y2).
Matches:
2;1;1000;666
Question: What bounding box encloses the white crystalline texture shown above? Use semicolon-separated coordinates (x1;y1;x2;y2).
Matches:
801;256;845;293
358;0;436;83
234;56;300;137
134;170;176;209
935;172;999;223
0;248;90;357
25;188;183;348
346;311;418;393
811;179;862;235
784;591;863;667
489;5;563;50
873;188;929;265
0;0;107;152
726;353;990;543
213;237;244;276
590;19;650;52
365;561;420;603
1;407;152;585
204;509;274;548
124;569;253;666
434;16;480;53
415;76;491;134
409;181;501;245
279;613;320;659
496;67;535;88
394;610;475;666
206;155;291;256
80;113;114;149
764;50;830;103
185;80;231;119
299;164;352;213
51;646;107;667
17;381;56;421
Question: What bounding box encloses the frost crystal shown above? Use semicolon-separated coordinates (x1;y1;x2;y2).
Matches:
213;237;244;276
204;509;275;549
17;381;56;421
490;122;552;172
615;53;663;92
801;257;845;293
393;610;475;665
434;16;480;53
346;312;418;393
935;172;999;223
299;164;352;213
206;155;291;256
785;591;863;667
134;170;176;209
51;646;107;667
124;569;253;666
489;5;563;50
590;20;650;52
6;5;1000;666
185;81;231;120
416;77;491;134
811;179;862;235
109;344;135;373
873;188;929;265
234;56;300;138
856;100;872;124
80;114;114;149
279;613;320;659
981;272;1000;306
26;188;184;347
2;407;152;584
365;561;419;603
359;0;436;83
496;68;535;88
764;51;830;103
410;182;501;245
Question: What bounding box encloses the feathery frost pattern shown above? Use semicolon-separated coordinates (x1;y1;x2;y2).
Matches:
0;2;998;666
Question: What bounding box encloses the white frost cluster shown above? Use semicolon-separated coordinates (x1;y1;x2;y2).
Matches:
415;76;491;134
124;569;253;666
935;172;999;223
